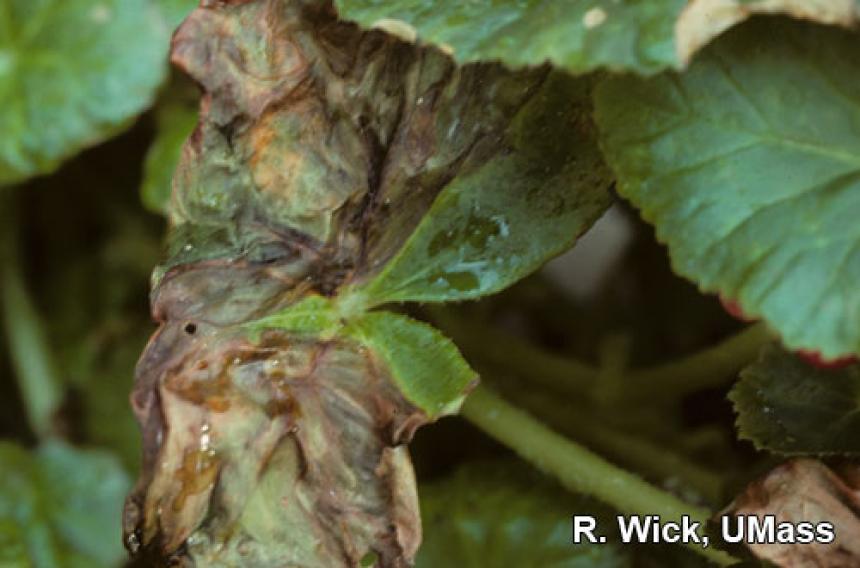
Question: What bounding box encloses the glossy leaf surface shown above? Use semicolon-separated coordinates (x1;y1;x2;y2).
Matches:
0;0;169;185
0;442;129;567
596;19;860;359
731;344;860;455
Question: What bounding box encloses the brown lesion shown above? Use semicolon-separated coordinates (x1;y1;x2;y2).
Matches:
127;323;427;566
722;459;860;567
126;0;546;564
173;448;221;513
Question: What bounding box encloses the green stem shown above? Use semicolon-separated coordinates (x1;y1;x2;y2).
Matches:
512;388;725;504
430;308;771;402
462;386;736;566
621;323;771;400
427;307;596;397
1;198;63;439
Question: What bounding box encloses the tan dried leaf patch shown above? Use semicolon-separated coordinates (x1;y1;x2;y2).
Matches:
122;0;565;564
722;459;860;567
676;0;860;66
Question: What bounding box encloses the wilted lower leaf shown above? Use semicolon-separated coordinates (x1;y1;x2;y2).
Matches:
123;0;609;562
417;462;631;567
0;441;130;567
125;325;426;565
722;459;860;567
595;18;860;360
0;0;169;185
730;344;860;456
165;1;609;286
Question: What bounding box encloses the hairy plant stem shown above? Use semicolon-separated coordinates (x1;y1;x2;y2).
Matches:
430;307;772;403
462;385;736;566
428;308;596;397
620;323;771;400
1;195;63;439
508;386;725;504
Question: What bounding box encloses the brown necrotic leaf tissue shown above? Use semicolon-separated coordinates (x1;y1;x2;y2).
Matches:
122;0;562;565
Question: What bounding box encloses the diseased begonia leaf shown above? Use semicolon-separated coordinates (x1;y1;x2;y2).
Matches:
0;0;169;186
595;18;860;360
359;72;611;306
417;462;631;567
730;344;860;455
141;99;197;215
336;0;860;75
125;324;427;566
126;1;553;562
0;442;130;567
167;3;609;273
346;311;477;418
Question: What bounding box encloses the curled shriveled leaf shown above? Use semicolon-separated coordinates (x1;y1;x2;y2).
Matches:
126;325;426;565
126;0;605;564
722;459;860;567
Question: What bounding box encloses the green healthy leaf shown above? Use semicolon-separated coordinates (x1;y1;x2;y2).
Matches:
0;520;30;567
156;0;198;30
0;441;130;567
360;72;610;306
417;462;631;567
595;18;860;360
0;0;169;186
141;100;197;215
245;295;342;338
730;344;860;455
337;0;860;76
335;0;686;75
345;311;476;418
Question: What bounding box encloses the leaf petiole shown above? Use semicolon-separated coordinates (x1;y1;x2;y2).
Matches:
430;307;772;403
462;385;736;565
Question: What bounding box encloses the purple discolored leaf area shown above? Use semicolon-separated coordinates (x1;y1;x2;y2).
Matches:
124;0;609;564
